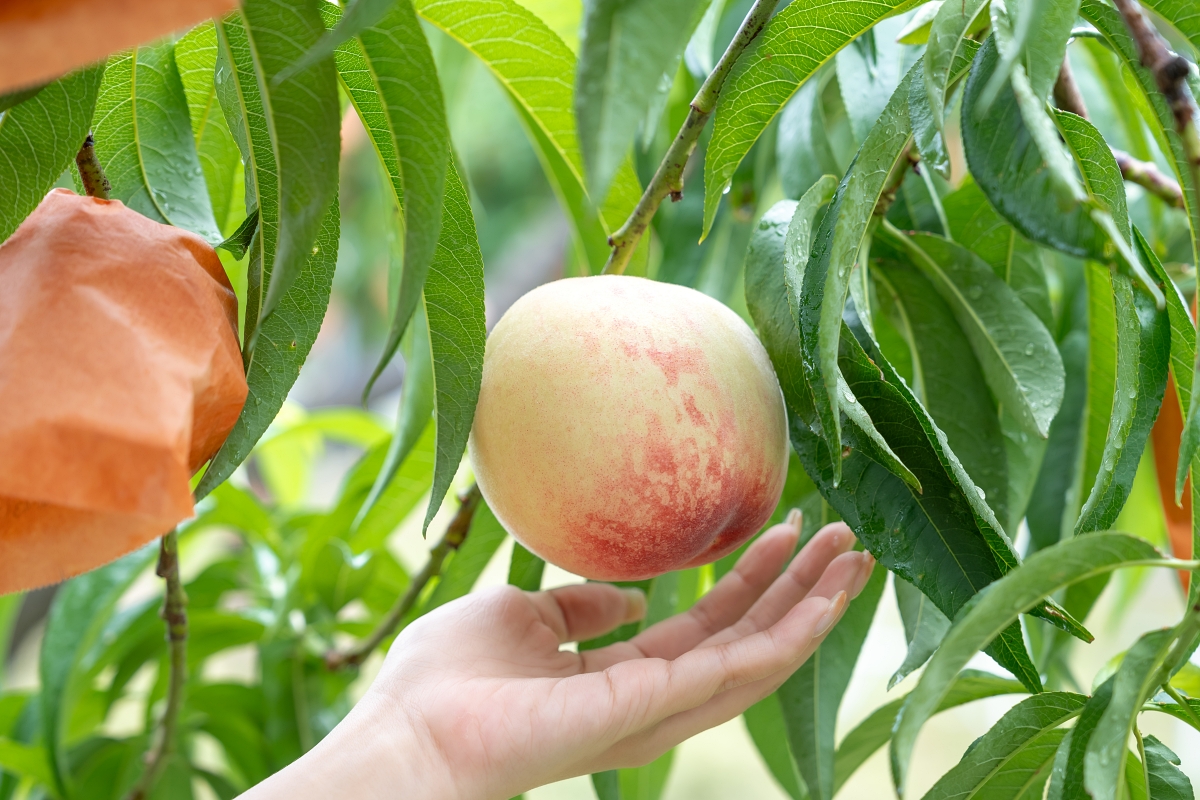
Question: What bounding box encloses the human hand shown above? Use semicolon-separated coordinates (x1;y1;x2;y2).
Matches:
243;514;875;800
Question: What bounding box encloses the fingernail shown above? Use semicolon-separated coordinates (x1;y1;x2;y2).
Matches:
815;591;847;636
853;553;876;595
622;588;647;622
786;508;802;533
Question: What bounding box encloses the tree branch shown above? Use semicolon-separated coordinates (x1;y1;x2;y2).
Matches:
325;483;483;670
602;0;781;275
1111;0;1200;165
1054;56;1186;208
75;133;110;200
125;530;188;800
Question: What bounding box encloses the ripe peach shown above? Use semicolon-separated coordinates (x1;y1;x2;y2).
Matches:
468;275;789;581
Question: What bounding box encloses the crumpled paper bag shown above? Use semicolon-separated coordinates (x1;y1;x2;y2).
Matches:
0;189;247;594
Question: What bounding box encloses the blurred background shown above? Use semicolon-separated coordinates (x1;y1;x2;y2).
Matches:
5;0;1200;797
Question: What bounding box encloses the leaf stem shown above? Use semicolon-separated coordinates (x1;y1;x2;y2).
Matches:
1134;724;1150;800
1161;682;1200;729
74;133;111;200
602;0;781;275
325;483;483;670
1053;57;1185;208
125;530;188;800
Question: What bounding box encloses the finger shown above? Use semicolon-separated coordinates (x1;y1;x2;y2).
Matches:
630;514;802;657
604;590;852;765
527;583;647;643
574;517;800;673
701;548;868;649
578;590;848;742
700;525;864;642
626;514;853;663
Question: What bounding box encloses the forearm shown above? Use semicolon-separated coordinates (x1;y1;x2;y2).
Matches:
239;693;452;800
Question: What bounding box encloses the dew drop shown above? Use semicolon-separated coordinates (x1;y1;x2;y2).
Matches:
312;245;320;255
976;486;986;499
843;390;856;403
1024;344;1035;355
967;286;983;300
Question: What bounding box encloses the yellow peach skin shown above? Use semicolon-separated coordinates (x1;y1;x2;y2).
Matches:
469;275;789;581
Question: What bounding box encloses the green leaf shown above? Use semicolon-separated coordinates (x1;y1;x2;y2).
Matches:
618;751;675;800
962;37;1106;262
1046;677;1114;800
922;0;988;134
704;0;922;236
779;566;885;800
833;670;1026;794
0;595;19;690
776;76;842;200
983;0;1078;109
40;547;156;796
195;198;339;499
1084;629;1177;800
354;306;434;533
922;692;1086;800
0;739;56;795
1079;0;1198;270
890;576;950;689
835;16;907;143
890;533;1183;796
1026;330;1089;551
942;177;1054;331
322;0;449;397
872;251;1008;526
1143;735;1195;800
420;162;486;535
797;59;919;474
0;85;46;114
881;226;1065;438
803;327;1045;689
175;22;245;236
216;206;260;260
416;0;642;270
507;542;545;592
0;65;103;243
744;193;919;491
224;0;340;340
575;0;710;199
91;44;223;245
1074;269;1169;534
744;693;805;800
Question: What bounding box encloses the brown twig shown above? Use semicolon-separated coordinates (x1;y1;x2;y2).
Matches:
1054;56;1186;208
874;145;918;218
602;0;781;275
325;483;483;670
74;133;110;200
1111;0;1200;165
125;531;188;800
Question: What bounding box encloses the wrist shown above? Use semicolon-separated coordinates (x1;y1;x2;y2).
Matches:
239;691;453;799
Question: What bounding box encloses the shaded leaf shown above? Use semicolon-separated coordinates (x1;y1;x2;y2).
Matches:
882;226;1064;438
922;0;988;135
175;22;244;235
743;693;805;800
40;547;156;795
1084;629;1176;800
507;543;545;592
890;576;950;689
575;0;711;198
420;162;486;534
833;670;1026;794
779;566;885;800
1143;735;1195;800
0;65;103;243
704;0;922;236
321;0;449;396
921;692;1086;800
890;533;1179;796
195;198;340;499
873;251;1008;524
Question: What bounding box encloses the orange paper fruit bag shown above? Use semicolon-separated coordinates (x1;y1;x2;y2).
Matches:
0;189;248;594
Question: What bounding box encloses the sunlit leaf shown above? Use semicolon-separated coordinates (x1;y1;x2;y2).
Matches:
0;65;103;243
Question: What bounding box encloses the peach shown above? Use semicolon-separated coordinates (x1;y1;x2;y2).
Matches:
468;275;789;581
